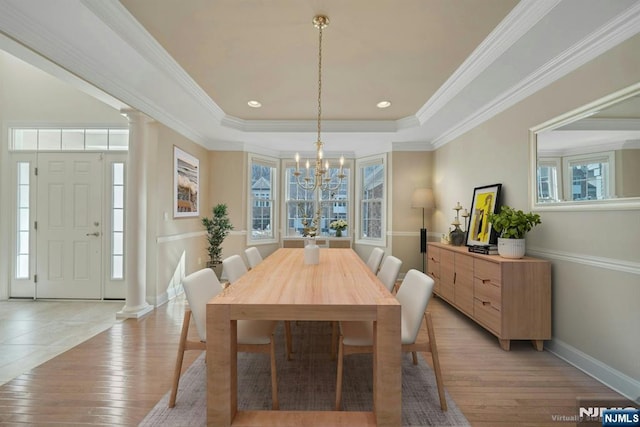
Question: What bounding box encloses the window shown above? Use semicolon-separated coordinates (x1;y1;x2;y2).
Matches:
563;152;615;201
248;154;278;243
111;163;125;279
284;163;350;237
10;128;129;151
16;162;30;279
537;157;561;202
356;155;386;244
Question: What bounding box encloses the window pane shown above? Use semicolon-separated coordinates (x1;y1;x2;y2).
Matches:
61;129;85;150
18;208;29;230
113;209;124;232
18;163;30;183
250;159;276;240
359;159;384;241
113;231;123;254
113;163;124;185
113;186;124;209
12;129;37;150
38;129;61;150
108;129;129;150
112;255;123;279
17;255;29;279
18;231;29;253
86;129;108;150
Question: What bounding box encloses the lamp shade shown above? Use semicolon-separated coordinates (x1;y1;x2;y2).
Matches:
411;188;435;209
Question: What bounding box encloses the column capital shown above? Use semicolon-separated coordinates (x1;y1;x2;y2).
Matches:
120;108;153;124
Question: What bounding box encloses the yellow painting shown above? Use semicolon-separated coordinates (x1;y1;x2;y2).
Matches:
467;184;501;246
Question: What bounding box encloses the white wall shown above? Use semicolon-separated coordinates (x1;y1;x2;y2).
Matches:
432;33;640;400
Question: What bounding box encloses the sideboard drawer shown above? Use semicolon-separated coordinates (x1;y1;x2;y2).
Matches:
474;277;501;310
474;297;501;334
474;259;501;286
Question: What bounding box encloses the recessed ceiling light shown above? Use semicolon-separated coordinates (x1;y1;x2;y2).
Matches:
247;100;262;108
376;101;391;109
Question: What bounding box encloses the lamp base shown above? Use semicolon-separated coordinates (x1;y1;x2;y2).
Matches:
420;228;427;253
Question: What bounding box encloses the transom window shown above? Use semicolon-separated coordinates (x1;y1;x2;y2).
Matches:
10;128;129;151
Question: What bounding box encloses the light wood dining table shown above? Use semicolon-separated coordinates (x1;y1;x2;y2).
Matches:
206;247;401;426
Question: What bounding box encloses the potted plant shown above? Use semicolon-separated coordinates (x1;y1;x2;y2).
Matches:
202;204;234;272
487;205;541;259
329;219;348;237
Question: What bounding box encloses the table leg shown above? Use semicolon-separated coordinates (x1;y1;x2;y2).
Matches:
207;303;237;426
373;303;401;426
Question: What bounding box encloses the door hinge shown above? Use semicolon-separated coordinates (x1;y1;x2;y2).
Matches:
35;167;38;176
34;221;37;230
34;274;38;283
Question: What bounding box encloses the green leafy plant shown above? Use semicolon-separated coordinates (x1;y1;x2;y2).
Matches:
202;204;234;268
487;205;541;239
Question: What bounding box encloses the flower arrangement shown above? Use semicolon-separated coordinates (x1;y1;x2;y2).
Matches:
329;219;348;237
329;219;348;231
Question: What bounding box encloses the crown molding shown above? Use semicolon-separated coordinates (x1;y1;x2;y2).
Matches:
415;0;561;125
431;1;640;149
391;141;434;152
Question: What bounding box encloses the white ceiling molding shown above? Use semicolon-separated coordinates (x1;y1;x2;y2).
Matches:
415;0;561;125
431;1;640;149
391;141;434;152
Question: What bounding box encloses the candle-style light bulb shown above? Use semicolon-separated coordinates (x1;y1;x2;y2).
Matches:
318;148;323;160
295;153;300;171
325;160;329;170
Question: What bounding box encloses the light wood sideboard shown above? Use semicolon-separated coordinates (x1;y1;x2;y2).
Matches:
427;242;551;351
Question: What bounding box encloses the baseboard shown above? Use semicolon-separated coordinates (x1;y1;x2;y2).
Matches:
546;338;640;404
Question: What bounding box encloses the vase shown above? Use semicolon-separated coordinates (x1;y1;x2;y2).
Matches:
497;237;526;259
449;225;465;246
335;229;342;237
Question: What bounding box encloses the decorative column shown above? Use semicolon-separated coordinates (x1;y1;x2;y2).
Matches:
117;109;154;319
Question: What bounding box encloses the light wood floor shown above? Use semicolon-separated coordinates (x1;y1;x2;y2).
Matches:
0;294;625;426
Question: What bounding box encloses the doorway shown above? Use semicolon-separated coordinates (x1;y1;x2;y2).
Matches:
35;153;104;299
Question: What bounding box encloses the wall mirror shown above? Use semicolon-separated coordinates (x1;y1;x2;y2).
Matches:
530;81;640;211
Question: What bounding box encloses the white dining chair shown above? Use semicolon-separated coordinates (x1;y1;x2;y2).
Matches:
244;247;263;269
365;247;385;274
335;269;447;411
222;254;248;284
376;255;402;293
224;253;293;360
169;268;279;409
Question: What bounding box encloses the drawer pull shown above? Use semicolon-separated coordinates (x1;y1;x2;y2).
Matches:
482;300;491;306
481;278;491;284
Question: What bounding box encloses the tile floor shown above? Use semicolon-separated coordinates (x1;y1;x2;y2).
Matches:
0;299;123;385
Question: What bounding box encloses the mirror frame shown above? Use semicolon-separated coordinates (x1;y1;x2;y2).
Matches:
529;81;640;211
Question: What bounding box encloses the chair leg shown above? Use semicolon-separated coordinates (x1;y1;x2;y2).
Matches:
425;312;447;411
412;351;418;365
169;310;191;408
335;337;344;410
269;336;279;410
284;321;293;360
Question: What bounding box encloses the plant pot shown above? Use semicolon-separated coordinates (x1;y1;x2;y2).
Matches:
497;237;526;259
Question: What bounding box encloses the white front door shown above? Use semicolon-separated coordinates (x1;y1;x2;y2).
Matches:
36;153;103;299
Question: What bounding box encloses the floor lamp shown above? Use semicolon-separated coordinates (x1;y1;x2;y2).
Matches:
411;188;435;273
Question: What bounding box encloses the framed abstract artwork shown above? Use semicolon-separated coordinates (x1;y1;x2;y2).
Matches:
173;146;200;218
466;183;502;246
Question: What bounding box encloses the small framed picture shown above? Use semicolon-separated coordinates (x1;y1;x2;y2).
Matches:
466;183;502;246
173;146;200;218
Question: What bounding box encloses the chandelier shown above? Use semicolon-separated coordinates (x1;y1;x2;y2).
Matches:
293;15;345;192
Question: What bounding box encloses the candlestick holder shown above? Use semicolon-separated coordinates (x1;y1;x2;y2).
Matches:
449;202;466;246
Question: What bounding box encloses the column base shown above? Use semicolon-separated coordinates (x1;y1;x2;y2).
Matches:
116;303;154;319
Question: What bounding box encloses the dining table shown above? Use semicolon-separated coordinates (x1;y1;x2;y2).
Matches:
206;247;402;426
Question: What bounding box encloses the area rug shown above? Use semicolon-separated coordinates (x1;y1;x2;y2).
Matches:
140;321;469;426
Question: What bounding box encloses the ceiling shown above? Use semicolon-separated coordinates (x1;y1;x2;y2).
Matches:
1;0;640;157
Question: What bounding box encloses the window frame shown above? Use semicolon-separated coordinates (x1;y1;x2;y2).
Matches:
247;153;279;245
537;157;562;202
355;154;387;246
562;151;615;201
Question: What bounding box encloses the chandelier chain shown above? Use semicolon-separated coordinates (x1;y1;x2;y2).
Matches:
317;22;322;145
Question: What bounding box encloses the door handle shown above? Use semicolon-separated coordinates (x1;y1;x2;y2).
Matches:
86;231;101;237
